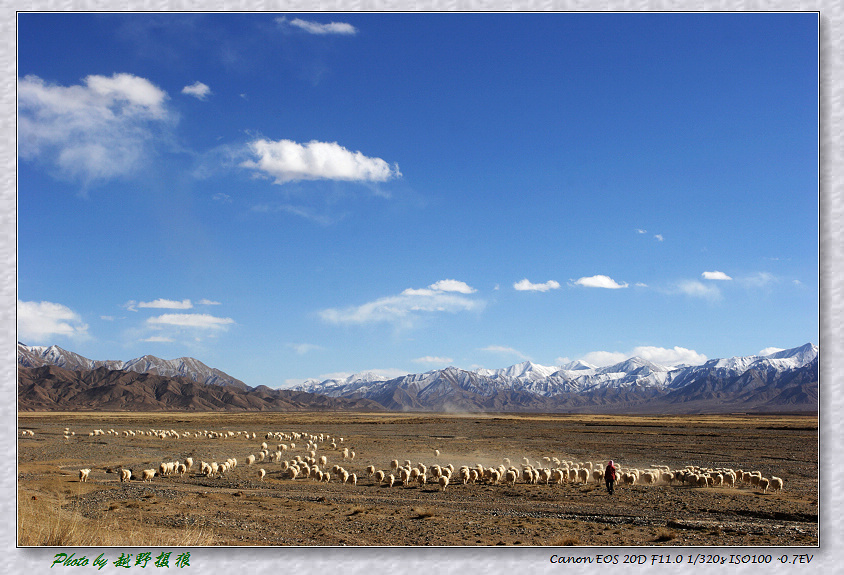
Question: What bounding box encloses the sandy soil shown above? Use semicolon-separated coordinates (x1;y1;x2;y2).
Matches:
17;411;818;547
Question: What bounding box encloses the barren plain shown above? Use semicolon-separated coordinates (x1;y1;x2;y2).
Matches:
17;411;818;547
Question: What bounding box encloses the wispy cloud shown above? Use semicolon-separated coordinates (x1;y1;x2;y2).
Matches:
413;356;454;365
702;271;732;281
17;300;89;342
288;343;323;356
636;228;647;234
146;313;235;330
513;278;561;292
654;234;664;242
278;17;358;35
198;299;221;306
319;280;483;327
740;272;777;288
675;280;722;301
241;138;400;185
138;298;193;309
251;202;347;226
18;73;174;185
580;345;707;368
181;81;211;100
142;335;174;343
480;345;531;361
571;275;629;289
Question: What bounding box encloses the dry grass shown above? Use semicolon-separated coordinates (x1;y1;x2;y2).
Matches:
654;529;679;542
18;489;214;547
411;507;436;519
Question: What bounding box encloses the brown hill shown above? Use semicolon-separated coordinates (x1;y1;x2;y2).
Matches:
17;365;385;412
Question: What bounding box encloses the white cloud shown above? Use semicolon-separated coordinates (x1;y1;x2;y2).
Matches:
580;350;628;367
513;278;561;292
280;17;358;35
759;347;785;356
636;228;647;234
676;280;722;301
654;234;664;242
741;272;777;288
580;345;707;368
198;299;221;306
480;345;531;361
212;193;232;203
428;279;476;294
17;300;89;342
143;336;174;343
319;281;483;326
413;356;454;365
629;345;707;366
702;271;733;281
635;282;649;288
572;275;629;289
146;313;235;330
241;138;400;185
18;73;173;184
288;343;323;356
138;298;193;309
181;81;211;100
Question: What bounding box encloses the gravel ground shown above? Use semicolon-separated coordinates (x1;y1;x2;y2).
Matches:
18;411;818;547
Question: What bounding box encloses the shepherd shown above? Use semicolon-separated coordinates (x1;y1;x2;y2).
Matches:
604;460;618;495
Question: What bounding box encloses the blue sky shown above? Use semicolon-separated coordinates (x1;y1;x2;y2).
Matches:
17;12;818;388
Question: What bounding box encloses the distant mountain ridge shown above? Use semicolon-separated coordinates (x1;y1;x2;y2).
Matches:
17;364;384;412
290;343;818;413
17;342;248;391
17;342;818;413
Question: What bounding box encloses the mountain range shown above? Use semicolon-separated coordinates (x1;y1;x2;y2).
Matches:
17;342;249;390
289;343;819;413
17;342;818;413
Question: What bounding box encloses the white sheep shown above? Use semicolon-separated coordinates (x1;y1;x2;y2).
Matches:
120;468;132;483
770;476;784;492
259;468;266;481
142;469;156;482
79;468;91;482
758;477;770;493
438;475;449;491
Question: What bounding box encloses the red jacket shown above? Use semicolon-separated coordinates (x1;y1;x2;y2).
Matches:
604;464;617;481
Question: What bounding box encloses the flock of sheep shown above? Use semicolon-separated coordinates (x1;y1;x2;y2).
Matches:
31;425;785;496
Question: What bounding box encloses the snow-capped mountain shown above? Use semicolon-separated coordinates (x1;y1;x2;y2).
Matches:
17;341;818;413
290;343;818;412
17;342;248;390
